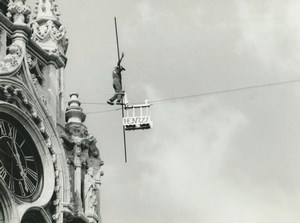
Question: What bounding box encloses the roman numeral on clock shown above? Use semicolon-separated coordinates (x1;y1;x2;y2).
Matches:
0;162;7;180
8;124;17;141
7;176;14;193
27;167;38;181
0;121;7;136
19;140;25;148
25;176;36;194
25;156;34;162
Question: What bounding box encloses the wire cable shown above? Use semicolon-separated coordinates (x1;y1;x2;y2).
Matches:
81;102;108;105
85;108;121;114
83;78;300;114
151;78;300;103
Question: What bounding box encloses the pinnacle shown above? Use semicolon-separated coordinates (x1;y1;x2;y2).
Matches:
65;93;87;124
30;0;68;55
32;0;61;25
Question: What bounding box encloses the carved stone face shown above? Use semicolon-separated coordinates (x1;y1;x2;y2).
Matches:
67;125;87;137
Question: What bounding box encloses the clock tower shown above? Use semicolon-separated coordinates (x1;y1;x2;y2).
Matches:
0;1;104;223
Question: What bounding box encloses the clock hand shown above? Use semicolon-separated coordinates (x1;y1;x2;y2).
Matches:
12;140;29;193
7;141;29;193
7;141;18;160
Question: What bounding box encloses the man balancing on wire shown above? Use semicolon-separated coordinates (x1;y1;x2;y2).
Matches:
107;52;125;105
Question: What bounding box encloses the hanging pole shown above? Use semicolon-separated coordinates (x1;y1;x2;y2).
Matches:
114;17;127;163
114;17;120;61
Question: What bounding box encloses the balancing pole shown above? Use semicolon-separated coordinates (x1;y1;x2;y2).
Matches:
114;17;128;163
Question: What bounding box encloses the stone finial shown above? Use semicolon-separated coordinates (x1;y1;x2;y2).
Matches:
65;93;86;124
7;0;31;25
32;0;60;22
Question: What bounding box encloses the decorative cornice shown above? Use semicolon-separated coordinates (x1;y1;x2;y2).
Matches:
31;19;68;54
32;20;66;42
0;12;31;36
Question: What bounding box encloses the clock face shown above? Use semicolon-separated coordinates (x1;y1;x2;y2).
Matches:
0;117;42;201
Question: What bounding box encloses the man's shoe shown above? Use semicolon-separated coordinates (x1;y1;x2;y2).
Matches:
107;100;114;105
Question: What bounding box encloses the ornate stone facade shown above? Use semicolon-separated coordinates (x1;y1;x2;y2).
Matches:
62;93;104;223
0;1;103;223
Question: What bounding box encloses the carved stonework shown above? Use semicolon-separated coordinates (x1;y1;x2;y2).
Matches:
0;20;27;76
32;0;60;21
84;168;98;219
33;20;66;41
26;52;37;69
31;0;68;54
40;95;47;106
62;131;103;222
31;22;68;55
7;0;31;24
31;20;67;52
0;43;22;72
27;53;45;86
62;93;103;222
66;125;87;138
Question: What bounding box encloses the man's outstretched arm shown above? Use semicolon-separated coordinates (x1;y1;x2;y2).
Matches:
117;52;125;66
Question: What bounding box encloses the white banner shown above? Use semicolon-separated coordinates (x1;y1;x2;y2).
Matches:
123;116;151;126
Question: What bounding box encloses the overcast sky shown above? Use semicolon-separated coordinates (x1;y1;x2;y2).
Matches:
54;0;300;222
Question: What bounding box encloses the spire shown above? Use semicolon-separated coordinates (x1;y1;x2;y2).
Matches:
31;0;68;55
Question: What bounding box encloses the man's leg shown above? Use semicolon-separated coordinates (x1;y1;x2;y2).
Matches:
108;91;119;104
107;79;121;105
116;92;123;104
115;80;123;105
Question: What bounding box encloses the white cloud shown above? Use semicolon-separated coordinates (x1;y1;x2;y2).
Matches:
137;1;156;23
236;0;300;73
102;86;300;223
130;88;252;222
